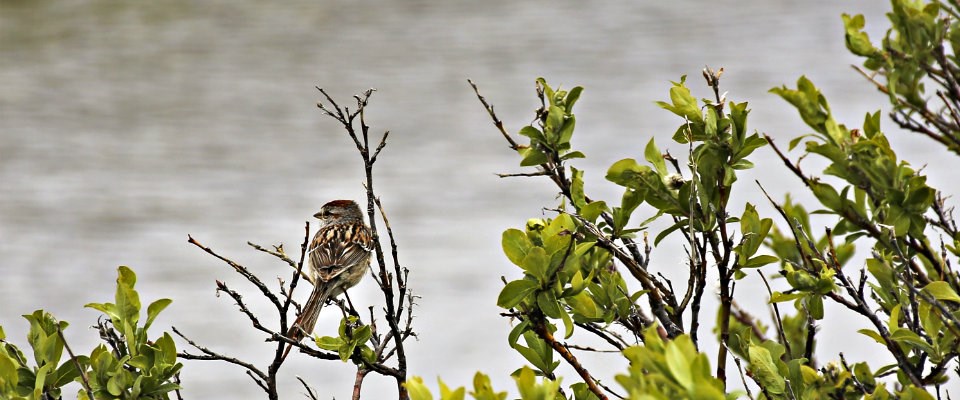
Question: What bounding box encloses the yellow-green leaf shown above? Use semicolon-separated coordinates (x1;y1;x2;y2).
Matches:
497;279;538;309
405;376;434;400
748;345;785;395
922;281;960;304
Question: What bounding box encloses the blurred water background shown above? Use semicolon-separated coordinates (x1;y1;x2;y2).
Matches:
2;0;957;398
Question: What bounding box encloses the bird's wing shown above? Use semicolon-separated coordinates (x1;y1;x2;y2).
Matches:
309;223;373;282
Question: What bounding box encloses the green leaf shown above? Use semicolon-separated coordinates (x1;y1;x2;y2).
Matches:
117;266;137;289
545;213;576;237
537;78;555;103
560;150;586;161
557;115;576;146
360;345;377;365
918;303;944;346
546;106;564;139
788;134;816;150
770;76;835;141
743;255;779;269
521;247;549;282
353;325;373;344
314;336;343;351
438;378;465;400
144;298;172;330
115;266;141;328
519;148;548;167
737;203;773;262
809;181;844;212
84;302;117;322
644;138;667;176
502;229;532;267
508;320;530;348
514;367;536;399
338;340;355;362
570;167;586;208
565;87;583;112
658;78;702;123
156;332;178;365
734;134;768;162
514;344;549;373
560;307;574;339
566;292;601;320
570;383;600;400
519;126;546;143
769;292;805;303
536;290;562;319
730;101;749;139
900;387;937;400
665;341;693;391
105;375;124;396
567;270;586;297
863;110;881;138
471;373;507;400
922;281;960;303
405;376;434;400
51;356;83;388
842;14;878;57
579;201;607;223
890;328;937;355
807;294;824;320
497;280;538;309
748;345;786;395
655;219;688;246
0;351;19;390
704;106;718;137
857;329;885;344
606;158;649;189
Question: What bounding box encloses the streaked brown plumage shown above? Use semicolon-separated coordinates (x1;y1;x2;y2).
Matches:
283;200;372;360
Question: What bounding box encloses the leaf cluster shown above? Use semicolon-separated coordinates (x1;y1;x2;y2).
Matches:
0;266;181;400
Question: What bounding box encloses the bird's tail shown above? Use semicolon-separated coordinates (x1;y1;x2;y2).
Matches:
281;283;333;361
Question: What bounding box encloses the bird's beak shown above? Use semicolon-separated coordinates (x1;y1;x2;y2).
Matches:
313;212;323;219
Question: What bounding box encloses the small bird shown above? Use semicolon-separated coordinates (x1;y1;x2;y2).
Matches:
283;200;373;360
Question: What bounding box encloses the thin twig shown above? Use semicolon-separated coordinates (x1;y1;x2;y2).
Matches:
758;271;792;357
531;321;608;400
188;235;283;310
496;171;550;178
468;79;520;150
173;373;184;400
575;322;628;350
297;376;320;400
803;303;817;366
839;353;869;395
732;354;755;400
248;240;313;285
56;324;94;399
565;344;622;353
173;326;268;383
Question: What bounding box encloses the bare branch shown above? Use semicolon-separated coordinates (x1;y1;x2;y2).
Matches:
468;79;520;150
188;235;283;310
758;271;792;357
173;326;267;383
531;320;608;400
495;171;549;178
56;323;94;399
297;376;320;400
